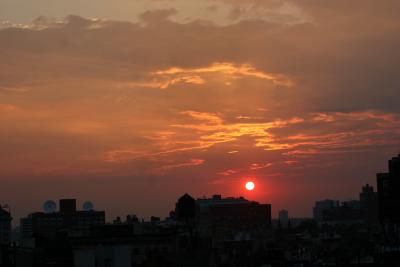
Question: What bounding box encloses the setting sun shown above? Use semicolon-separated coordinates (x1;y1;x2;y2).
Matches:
245;181;255;191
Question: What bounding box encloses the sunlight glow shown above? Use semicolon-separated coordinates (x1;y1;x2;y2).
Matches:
245;181;255;191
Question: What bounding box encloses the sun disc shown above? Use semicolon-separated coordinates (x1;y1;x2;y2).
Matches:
245;181;255;191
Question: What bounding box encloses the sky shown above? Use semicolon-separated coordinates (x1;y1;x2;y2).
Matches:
1;0;400;223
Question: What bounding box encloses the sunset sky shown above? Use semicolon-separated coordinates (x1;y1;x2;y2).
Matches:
1;0;400;222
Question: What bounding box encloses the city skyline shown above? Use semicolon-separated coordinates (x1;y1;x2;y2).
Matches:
0;153;399;266
1;159;391;226
1;0;400;225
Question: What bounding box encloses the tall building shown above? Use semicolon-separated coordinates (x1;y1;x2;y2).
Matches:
376;154;400;264
359;184;378;224
278;209;289;228
313;199;339;222
0;206;12;244
377;154;400;224
20;215;33;239
377;154;400;248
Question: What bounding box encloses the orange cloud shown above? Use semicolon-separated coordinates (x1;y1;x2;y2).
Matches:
153;62;294;87
160;158;205;171
0;104;18;111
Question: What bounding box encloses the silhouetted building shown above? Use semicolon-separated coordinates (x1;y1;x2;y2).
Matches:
321;204;363;224
175;193;196;221
313;199;364;225
359;184;378;224
196;194;249;212
278;209;289;228
125;214;139;224
196;195;271;242
20;215;33;239
150;216;161;223
376;154;400;264
10;186;390;266
113;216;123;224
342;200;361;209
208;202;271;241
313;199;339;222
72;225;179;267
0;206;11;244
0;243;16;267
22;199;105;239
377;154;400;224
59;199;77;213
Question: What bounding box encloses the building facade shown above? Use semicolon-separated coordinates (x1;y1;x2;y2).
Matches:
278;209;289;228
0;207;11;244
21;199;105;239
313;199;339;222
196;195;271;242
377;154;400;247
359;184;378;224
377;154;400;224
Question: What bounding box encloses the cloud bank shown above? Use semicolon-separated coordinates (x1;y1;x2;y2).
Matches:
1;1;400;220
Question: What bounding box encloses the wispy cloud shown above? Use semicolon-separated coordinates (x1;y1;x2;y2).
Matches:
153;62;294;88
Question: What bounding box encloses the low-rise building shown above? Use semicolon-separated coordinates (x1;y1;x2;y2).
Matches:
21;199;105;239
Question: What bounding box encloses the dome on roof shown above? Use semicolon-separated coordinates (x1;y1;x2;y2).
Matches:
179;193;194;201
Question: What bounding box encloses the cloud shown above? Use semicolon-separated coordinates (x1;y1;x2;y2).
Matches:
0;104;18;111
159;158;205;171
214;0;309;24
0;86;30;92
139;8;177;25
1;2;400;219
153;62;294;87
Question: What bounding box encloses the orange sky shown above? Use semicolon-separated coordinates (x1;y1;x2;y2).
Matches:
1;0;400;222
